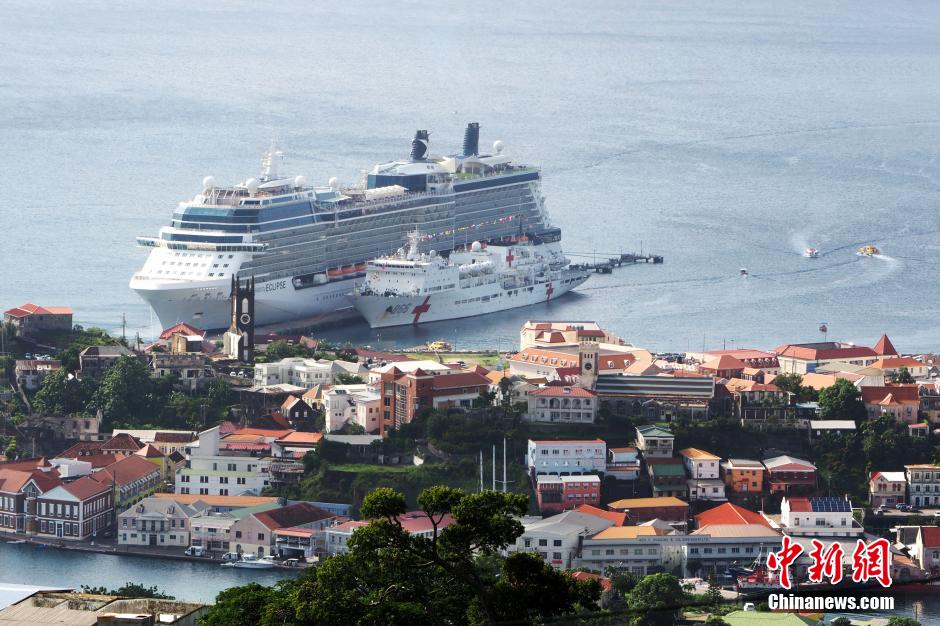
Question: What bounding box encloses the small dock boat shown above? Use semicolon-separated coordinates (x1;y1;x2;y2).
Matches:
739;267;749;277
222;554;276;569
857;244;880;257
803;247;819;258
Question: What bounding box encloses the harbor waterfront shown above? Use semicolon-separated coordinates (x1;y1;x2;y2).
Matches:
0;541;294;604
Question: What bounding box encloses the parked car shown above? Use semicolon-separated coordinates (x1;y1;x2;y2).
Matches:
184;546;206;557
896;504;912;512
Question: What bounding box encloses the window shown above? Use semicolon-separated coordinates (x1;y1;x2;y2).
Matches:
258;533;265;541
552;551;562;560
553;539;562;547
538;539;547;547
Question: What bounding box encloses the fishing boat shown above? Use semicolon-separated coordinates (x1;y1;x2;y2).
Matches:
857;244;880;257
803;247;819;258
739;267;749;277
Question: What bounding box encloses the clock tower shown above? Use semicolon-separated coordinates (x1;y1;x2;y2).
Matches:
223;275;255;363
579;341;599;390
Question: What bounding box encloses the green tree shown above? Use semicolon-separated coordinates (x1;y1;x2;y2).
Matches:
625;572;687;626
33;369;96;415
335;372;364;385
887;617;922;626
704;575;722;606
80;582;173;599
199;485;598;625
818;378;866;420
770;372;818;403
831;618;853;626
88;355;159;427
4;438;17;460
197;582;273;626
894;366;915;384
704;618;731;626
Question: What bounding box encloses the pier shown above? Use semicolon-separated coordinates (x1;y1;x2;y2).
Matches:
569;251;664;274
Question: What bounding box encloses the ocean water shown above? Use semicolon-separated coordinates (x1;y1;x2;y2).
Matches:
1;0;939;354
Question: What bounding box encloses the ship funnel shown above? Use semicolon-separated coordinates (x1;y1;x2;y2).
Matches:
410;130;430;161
462;122;480;156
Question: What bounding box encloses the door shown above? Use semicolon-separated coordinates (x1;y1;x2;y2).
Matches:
56;523;63;538
149;534;157;546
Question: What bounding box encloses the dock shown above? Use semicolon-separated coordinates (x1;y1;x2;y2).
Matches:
569;252;664;274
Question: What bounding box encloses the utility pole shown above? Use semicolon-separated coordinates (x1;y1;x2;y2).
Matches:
502;438;507;493
121;313;127;344
492;445;496;491
479;450;483;493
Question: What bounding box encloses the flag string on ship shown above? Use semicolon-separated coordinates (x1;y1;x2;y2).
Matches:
416;215;516;242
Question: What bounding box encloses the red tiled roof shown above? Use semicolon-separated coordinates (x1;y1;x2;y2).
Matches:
100;433;144;452
235;428;293;438
275;431;323;445
397;511;455;534
431;372;491;392
575;504;627;526
701;355;747;371
775;343;878;361
253;502;335;530
921;526;940;548
568;571;613;592
530;386;596;398
874;334;898;356
62;475;111;500
134;444;165;459
281;395;302;411
695;503;770;528
861;385;920;406
872;357;922;369
0;457;52;471
0;468;60;494
159;323;204;340
4;303;72;317
153;432;195;444
96;455;160;486
786;498;813;512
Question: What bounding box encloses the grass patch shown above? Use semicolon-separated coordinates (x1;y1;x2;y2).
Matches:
329;463;415;474
410;352;507;368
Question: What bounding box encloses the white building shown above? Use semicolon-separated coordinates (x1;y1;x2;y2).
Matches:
511;510;616;569
366;360;452;385
679;448;726;501
175;427;269;497
774;496;863;538
322;385;379;433
253;358;337;387
607;447;641;481
526;439;607;476
524;386;598;424
635;425;674;459
118;496;199;548
577;526;672;575
905;464;940;508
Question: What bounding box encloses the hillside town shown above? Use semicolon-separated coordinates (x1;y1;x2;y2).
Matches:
3;303;940;623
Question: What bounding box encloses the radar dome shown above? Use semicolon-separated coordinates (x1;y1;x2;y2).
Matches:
294;175;307;189
493;140;505;154
471;241;482;252
245;177;259;195
328;176;339;190
202;176;216;190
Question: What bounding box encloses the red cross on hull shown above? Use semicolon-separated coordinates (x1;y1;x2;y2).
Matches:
412;296;432;325
545;283;554;301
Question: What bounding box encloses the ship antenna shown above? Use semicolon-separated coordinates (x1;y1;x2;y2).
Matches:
261;140;284;181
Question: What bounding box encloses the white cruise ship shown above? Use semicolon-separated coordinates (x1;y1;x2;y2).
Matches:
130;124;559;330
352;231;590;328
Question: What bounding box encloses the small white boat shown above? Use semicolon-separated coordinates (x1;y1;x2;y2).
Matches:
6;539;26;545
739;267;749;277
803;247;819;258
857;244;880;257
222;554;276;569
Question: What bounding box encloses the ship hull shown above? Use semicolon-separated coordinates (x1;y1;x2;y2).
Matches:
353;271;589;329
132;275;360;331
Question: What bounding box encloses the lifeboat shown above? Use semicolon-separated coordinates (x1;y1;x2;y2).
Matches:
341;265;357;275
327;268;343;278
857;244;880;257
354;262;367;276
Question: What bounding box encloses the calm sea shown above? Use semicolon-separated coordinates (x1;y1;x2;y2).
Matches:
2;1;940;353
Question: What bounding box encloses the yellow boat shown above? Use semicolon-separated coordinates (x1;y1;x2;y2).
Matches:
427;340;451;351
857;244;880;257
